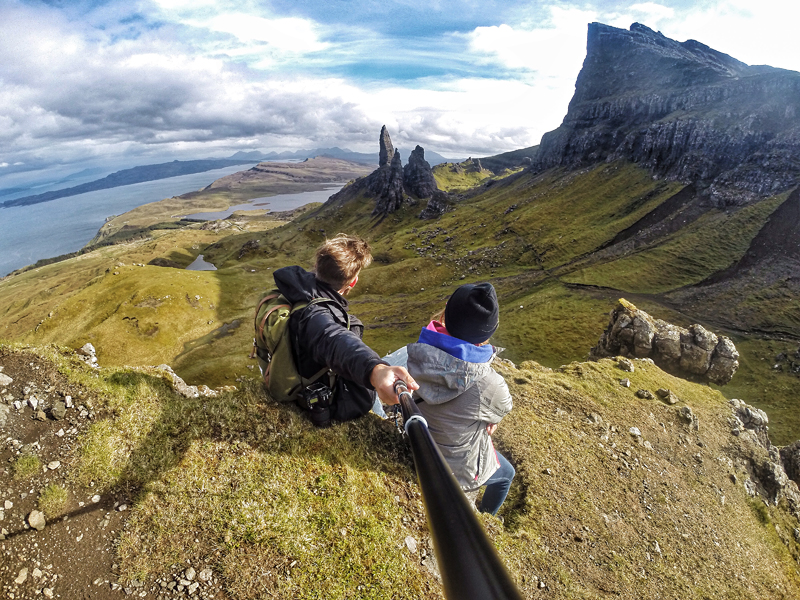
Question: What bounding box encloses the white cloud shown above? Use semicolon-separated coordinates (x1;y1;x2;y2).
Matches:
201;14;328;53
3;0;800;185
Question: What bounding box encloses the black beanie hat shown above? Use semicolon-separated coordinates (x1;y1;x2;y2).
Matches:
444;282;499;344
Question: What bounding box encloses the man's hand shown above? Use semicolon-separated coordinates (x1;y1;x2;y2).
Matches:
370;364;419;405
486;423;498;436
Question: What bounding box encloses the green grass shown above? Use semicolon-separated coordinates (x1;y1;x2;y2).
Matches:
432;160;492;191
6;342;800;599
562;194;787;293
13;453;41;480
38;484;69;519
1;160;797;443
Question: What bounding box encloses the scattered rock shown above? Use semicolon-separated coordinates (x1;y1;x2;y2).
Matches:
656;388;680;404
636;389;654;400
0;373;13;386
76;343;99;367
51;401;67;420
617;357;635;372
629;427;642;437
405;536;418;553
678;406;699;431
620;378;631;387
15;568;28;584
28;510;46;531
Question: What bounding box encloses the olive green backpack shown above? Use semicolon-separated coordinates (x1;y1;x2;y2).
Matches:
250;290;349;402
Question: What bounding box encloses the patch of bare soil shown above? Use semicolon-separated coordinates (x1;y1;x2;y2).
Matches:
0;350;125;599
0;351;225;600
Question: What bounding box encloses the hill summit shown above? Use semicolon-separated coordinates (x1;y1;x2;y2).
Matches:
534;22;800;207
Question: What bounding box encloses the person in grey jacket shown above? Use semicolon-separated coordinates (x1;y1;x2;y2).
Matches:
406;282;515;516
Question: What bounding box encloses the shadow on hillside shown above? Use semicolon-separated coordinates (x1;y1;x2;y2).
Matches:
0;498;114;542
104;371;413;503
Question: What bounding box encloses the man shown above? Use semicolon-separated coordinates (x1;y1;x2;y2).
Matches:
272;233;417;426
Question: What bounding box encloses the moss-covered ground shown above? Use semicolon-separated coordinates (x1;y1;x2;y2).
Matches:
4;343;800;599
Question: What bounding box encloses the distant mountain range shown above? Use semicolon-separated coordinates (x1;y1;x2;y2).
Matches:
228;146;460;167
1;148;463;209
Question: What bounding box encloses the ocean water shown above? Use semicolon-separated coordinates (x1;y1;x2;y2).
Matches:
0;164;261;277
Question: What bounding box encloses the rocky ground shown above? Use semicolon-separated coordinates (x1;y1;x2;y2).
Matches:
0;349;227;600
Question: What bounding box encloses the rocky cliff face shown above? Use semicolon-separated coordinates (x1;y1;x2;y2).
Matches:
403;145;438;199
533;22;800;206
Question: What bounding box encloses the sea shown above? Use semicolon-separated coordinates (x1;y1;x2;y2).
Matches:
0;166;341;277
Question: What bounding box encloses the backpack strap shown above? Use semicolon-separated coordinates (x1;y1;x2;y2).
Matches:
290;297;351;389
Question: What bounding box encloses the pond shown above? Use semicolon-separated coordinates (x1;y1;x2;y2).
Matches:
182;184;344;220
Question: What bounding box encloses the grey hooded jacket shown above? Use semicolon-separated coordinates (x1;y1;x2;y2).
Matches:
407;342;513;490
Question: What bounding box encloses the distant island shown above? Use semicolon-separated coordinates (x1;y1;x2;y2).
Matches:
1;159;258;209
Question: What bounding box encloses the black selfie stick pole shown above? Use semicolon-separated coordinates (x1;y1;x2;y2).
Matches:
393;380;524;600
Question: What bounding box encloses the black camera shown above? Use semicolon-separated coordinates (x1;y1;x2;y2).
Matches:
302;381;332;410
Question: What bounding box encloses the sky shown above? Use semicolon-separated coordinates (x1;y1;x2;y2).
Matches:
1;0;799;189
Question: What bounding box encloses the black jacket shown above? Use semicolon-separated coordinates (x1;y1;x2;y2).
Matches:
273;265;384;420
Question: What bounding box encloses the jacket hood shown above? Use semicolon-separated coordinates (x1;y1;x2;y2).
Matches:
407;342;493;404
273;265;347;308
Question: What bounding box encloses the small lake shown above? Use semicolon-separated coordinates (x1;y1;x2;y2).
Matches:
186;254;217;271
0;164;257;277
183;184;343;220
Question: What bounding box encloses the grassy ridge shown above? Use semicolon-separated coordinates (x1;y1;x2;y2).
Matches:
10;343;800;599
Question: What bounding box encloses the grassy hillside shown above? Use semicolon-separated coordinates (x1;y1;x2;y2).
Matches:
1;161;798;445
3;343;799;599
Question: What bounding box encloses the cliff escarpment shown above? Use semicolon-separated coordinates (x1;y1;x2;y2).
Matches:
534;22;800;207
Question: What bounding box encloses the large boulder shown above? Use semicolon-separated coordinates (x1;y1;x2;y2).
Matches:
591;299;739;384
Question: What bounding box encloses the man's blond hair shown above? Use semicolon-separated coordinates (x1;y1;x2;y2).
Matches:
314;234;372;290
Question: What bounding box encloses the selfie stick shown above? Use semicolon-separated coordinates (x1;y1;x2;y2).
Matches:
393;380;523;600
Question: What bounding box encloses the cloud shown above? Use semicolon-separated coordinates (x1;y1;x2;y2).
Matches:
3;0;800;188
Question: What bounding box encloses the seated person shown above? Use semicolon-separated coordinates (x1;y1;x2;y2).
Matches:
272;233;417;426
406;282;515;516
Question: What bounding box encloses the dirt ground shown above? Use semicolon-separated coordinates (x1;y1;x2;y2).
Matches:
0;350;225;600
